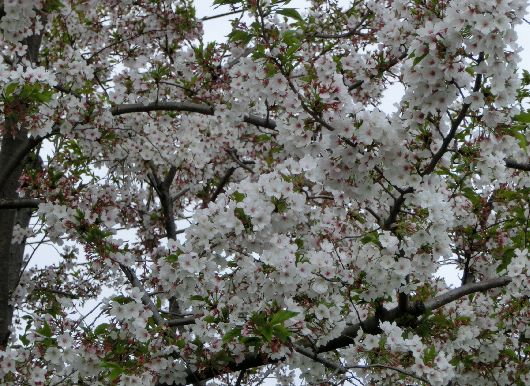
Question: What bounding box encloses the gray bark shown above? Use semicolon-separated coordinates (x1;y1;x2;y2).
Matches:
0;15;43;347
0;111;33;347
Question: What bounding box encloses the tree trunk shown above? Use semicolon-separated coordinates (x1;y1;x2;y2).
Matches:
0;112;33;347
0;20;43;348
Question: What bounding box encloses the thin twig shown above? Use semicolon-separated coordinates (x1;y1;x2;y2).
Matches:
348;363;431;385
422;52;484;176
201;9;244;21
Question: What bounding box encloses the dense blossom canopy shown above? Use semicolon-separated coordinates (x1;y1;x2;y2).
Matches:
0;0;529;385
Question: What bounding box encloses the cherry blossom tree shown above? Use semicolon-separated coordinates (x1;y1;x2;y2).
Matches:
0;0;529;385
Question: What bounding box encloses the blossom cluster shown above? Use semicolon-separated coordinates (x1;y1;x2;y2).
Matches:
0;0;529;385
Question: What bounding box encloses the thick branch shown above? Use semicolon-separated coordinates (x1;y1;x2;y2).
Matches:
0;198;40;209
0;23;44;348
423;276;511;311
0;137;40;189
167;317;197;327
111;102;277;129
111;101;213;116
347;364;431;385
319;276;511;353
158;276;511;385
505;159;530;171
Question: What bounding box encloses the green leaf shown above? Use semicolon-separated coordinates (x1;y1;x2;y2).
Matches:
94;323;110;336
271;197;289;213
43;0;64;12
281;30;301;46
166;250;182;263
101;361;124;382
111;295;133;304
276;8;303;22
232;191;246;203
228;30;252;45
521;69;530;86
258;324;274;342
223;327;242;343
203;315;217;323
514;111;530;123
3;82;19;98
239;336;261;346
251;44;266;60
37;321;52;338
423;345;437;364
360;231;380;246
461;187;481;207
176;338;186;349
412;52;428;67
19;334;30;346
234;207;252;230
513;130;528;151
255;134;272;143
496;248;515;273
33;88;54;103
272;324;292;341
270;310;298;325
251;312;267;326
501;348;518;360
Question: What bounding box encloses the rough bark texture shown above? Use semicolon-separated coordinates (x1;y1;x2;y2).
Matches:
0;24;42;348
0;109;33;348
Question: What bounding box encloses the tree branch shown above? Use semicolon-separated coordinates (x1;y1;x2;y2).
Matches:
348;50;408;92
347;363;431;385
119;264;164;325
319;276;511;353
0;137;40;189
33;287;80;299
294;345;346;374
111;102;277;129
201;9;244;22
207;167;236;207
0;198;40;209
382;186;414;231
111;101;213;116
167;317;197;327
158;276;511;385
505;159;530;171
423;276;511;311
314;12;371;39
422;52;484;176
234;369;246;386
